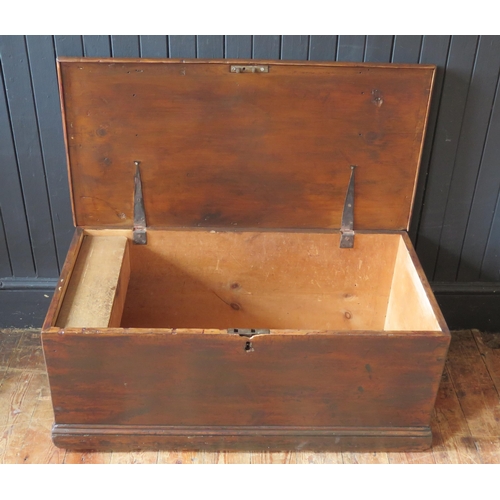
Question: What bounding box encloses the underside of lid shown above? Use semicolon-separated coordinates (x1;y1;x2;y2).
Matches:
57;58;435;231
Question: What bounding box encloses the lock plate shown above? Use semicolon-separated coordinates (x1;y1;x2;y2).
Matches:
228;328;270;337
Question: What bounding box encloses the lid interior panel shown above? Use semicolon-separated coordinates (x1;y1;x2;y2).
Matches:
58;59;435;230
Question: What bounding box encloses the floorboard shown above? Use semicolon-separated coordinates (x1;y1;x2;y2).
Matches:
447;331;500;440
1;329;499;464
342;452;390;464
110;450;158;464
63;451;112;464
430;366;481;464
473;330;500;394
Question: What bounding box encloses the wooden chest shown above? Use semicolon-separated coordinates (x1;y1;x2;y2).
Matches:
42;58;450;451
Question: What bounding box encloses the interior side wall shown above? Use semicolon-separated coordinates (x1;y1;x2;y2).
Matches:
121;230;400;331
384;236;441;331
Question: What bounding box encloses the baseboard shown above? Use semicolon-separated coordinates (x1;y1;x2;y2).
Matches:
52;424;432;452
0;288;54;329
0;278;59;290
433;282;500;332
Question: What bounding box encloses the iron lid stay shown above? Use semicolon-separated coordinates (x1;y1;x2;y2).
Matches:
340;165;356;248
133;161;147;245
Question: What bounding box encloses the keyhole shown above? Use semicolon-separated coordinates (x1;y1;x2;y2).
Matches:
245;341;253;352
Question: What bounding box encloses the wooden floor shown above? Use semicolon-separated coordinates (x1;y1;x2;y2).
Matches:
1;329;499;464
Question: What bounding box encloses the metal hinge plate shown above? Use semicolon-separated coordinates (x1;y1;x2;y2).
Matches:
228;328;270;337
230;65;269;74
340;229;354;248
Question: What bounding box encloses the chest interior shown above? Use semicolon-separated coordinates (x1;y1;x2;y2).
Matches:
45;58;445;335
51;228;442;333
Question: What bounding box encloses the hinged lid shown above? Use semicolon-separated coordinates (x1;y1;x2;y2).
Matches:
58;58;435;231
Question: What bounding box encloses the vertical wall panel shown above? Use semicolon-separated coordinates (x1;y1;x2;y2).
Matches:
0;36;58;278
54;36;83;57
434;36;500;281
416;36;478;279
140;36;167;58
392;35;422;63
309;36;337;61
197;36;224;58
26;36;74;270
226;36;252;58
0;59;35;277
253;36;280;59
169;36;196;58
111;36;140;57
281;36;309;60
364;35;393;62
409;35;451;241
337;35;365;61
481;194;500;281
459;74;500;282
0;210;12;277
83;36;111;57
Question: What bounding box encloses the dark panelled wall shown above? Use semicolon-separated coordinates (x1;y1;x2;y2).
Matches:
0;35;499;329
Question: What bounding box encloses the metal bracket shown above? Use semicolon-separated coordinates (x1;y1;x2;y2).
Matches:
133;161;147;245
340;165;356;248
227;328;270;337
230;65;269;74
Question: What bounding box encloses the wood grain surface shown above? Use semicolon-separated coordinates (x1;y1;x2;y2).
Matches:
41;327;448;452
58;59;434;231
121;230;401;330
43;331;447;427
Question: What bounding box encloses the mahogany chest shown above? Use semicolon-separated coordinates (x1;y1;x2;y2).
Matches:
42;58;450;451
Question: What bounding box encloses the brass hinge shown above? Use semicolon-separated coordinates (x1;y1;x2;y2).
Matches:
340;165;356;248
133;161;147;245
230;65;269;74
